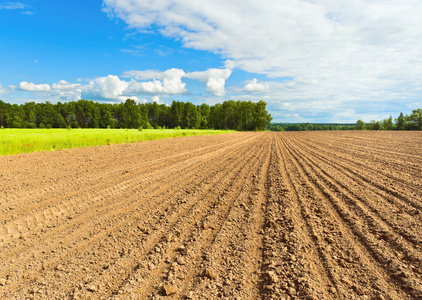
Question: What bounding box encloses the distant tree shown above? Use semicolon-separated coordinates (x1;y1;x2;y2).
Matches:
395;112;405;130
408;109;422;130
36;102;57;128
381;116;394;130
253;100;272;130
199;103;210;129
237;101;254;131
121;99;141;128
170;101;185;128
99;104;117;128
11;116;23;128
286;124;301;131
27;109;37;128
56;113;68;128
366;120;382;130
354;119;366;130
185;102;199;129
0;100;10;127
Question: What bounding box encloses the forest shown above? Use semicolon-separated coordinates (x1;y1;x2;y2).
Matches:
0;99;272;131
268;123;354;131
355;109;422;130
268;108;422;131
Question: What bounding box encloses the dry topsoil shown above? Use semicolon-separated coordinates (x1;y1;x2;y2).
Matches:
0;131;421;299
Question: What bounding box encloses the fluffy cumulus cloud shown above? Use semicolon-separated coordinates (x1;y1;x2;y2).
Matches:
19;81;51;92
51;80;82;90
242;79;269;93
17;80;82;100
186;69;231;96
13;70;193;103
50;80;83;100
86;75;129;99
103;0;422;120
123;68;187;94
10;67;232;104
13;69;211;103
123;67;231;96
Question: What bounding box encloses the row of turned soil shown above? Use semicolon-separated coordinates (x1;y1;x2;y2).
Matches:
278;133;421;299
1;131;421;299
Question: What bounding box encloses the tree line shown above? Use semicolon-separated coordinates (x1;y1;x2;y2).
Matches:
268;123;354;131
0;99;272;131
355;109;422;130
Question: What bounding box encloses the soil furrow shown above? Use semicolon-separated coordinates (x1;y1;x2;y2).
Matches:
173;135;272;300
101;135;268;299
1;134;263;299
0;134;253;238
1;131;421;300
0;133;252;253
282;135;420;298
292;136;422;214
293;133;422;190
288;137;422;248
263;135;336;300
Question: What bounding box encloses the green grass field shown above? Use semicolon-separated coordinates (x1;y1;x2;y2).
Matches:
0;128;232;156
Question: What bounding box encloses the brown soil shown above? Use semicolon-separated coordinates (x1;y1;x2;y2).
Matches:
1;131;421;299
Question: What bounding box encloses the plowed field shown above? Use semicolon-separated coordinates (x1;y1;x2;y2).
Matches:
1;131;421;299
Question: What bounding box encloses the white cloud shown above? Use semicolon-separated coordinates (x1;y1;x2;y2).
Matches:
56;90;82;100
186;68;231;96
103;0;422;116
80;71;187;101
52;80;82;90
50;80;82;100
19;81;51;92
85;75;129;99
0;2;28;10
126;78;186;94
10;67;229;104
122;68;185;81
13;70;189;103
0;83;8;94
123;68;187;94
117;95;139;102
161;76;186;94
151;96;170;106
124;67;233;96
127;80;163;94
242;78;269;93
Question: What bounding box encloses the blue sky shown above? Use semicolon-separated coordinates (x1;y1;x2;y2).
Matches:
1;0;421;123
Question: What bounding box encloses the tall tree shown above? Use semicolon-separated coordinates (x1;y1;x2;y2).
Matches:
408;109;422;130
253;100;272;131
355;119;366;130
381;116;394;130
395;112;405;130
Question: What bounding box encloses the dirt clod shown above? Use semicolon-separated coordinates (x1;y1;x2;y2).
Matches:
204;268;218;280
86;285;97;292
163;284;177;296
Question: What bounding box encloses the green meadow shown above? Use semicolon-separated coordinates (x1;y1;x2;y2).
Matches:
0;128;232;156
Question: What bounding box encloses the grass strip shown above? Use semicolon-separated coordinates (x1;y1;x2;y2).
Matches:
0;128;233;156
